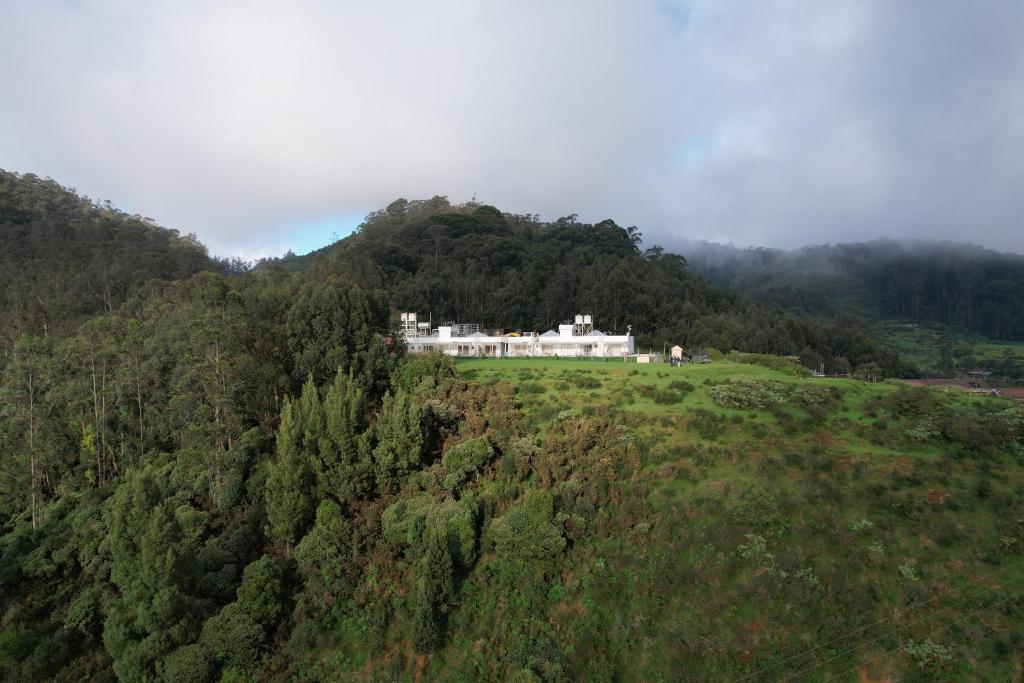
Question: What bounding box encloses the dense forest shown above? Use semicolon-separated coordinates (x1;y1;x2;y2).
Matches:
2;175;977;680
679;239;1024;340
288;197;915;378
0;171;217;352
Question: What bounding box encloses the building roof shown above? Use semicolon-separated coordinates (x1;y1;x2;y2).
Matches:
590;330;607;336
540;330;559;338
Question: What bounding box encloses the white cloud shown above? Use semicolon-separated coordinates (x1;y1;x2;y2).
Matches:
1;1;1022;255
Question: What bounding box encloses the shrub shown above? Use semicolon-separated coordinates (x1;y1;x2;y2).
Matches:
158;643;215;683
847;518;874;532
726;352;812;377
727;484;782;527
518;381;547;395
903;638;953;672
382;494;478;568
236;557;283;628
707;379;785;409
571;376;602;390
789;384;840;409
486;491;566;565
199;603;264;673
689;409;728;439
441;437;495;490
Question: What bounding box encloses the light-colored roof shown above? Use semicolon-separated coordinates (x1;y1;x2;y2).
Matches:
540;330;559;337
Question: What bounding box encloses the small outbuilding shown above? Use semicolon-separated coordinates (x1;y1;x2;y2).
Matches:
670;345;684;360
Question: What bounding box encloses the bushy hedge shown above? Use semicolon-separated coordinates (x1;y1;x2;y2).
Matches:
726;352;812;377
707;379;787;409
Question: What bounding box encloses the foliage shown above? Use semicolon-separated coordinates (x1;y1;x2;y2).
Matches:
726;352;812;377
2;186;1024;682
0;170;213;347
707;379;786;409
305;204;913;377
441;437;495;490
687;238;1024;341
903;638;954;672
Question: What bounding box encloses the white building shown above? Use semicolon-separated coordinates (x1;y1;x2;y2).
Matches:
402;313;634;358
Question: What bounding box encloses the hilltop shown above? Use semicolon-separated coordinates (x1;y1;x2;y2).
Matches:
0;171;216;348
292;198;914;377
1;180;1021;681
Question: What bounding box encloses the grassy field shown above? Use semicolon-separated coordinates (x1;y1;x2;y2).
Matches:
459;358;951;458
876;325;1024;383
451;357;1024;680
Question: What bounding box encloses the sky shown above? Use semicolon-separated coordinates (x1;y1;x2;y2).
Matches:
2;1;1023;259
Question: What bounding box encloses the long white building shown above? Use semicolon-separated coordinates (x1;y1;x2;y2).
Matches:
401;313;634;358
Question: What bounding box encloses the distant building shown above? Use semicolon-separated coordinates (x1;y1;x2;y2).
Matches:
670;345;684;360
401;313;634;358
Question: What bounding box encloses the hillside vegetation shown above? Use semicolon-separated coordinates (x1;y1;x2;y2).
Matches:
682;239;1024;340
3;183;1023;681
0;171;215;350
304;198;914;377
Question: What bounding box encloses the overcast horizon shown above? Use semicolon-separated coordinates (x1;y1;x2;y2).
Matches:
2;1;1023;259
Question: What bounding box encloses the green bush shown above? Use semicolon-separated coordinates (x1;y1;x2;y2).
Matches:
727;483;782;527
199;603;263;673
708;379;786;409
689;408;728;439
158;643;215;683
236;556;283;628
903;638;953;672
486;491;566;564
382;494;478;568
441;437;495;490
518;381;547;395
725;352;812;377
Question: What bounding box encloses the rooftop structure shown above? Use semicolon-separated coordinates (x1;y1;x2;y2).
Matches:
400;313;634;358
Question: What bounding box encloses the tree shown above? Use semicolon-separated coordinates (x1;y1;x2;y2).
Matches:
286;278;385;387
372;391;426;493
0;335;53;528
319;369;370;501
103;466;201;681
235;556;284;628
265;395;314;547
411;525;455;653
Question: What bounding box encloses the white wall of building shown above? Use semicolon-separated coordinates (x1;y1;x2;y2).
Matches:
400;313;634;358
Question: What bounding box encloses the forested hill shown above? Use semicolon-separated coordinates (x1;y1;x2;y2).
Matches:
0;170;215;349
678;239;1024;340
6;185;1022;681
302;197;915;376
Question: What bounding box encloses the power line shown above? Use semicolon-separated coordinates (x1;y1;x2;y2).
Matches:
779;581;1008;683
734;558;1023;682
782;562;1024;682
821;591;1020;683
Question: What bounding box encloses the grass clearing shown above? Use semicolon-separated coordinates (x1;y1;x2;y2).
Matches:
447;355;1024;680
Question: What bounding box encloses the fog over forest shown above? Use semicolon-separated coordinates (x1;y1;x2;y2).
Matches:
2;1;1023;257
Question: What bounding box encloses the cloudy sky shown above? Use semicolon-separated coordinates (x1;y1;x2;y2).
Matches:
2;1;1023;258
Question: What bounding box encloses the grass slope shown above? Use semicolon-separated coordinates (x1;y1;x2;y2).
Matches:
442;358;1024;681
876;326;1024;383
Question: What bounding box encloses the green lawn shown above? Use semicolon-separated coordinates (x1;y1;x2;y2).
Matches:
876;325;1024;382
447;356;1024;681
458;358;932;457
